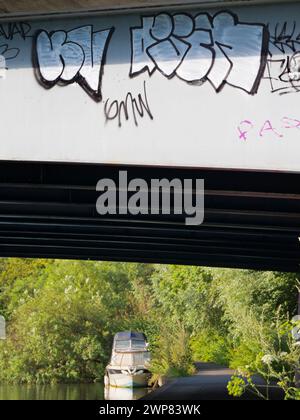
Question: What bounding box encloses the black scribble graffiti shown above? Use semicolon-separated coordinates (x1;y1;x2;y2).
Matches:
104;81;154;127
33;25;114;102
269;21;300;54
265;21;300;95
264;54;300;95
0;22;32;41
0;44;20;61
0;22;31;65
130;11;269;95
0;44;20;75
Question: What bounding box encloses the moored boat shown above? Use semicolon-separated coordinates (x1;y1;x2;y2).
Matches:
104;331;151;388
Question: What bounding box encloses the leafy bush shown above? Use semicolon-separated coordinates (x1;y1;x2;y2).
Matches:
150;321;195;383
191;331;231;366
0;258;299;399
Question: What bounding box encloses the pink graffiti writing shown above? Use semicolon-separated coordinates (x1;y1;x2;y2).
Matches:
237;117;300;140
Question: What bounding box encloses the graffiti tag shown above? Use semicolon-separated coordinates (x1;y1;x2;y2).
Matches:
237;117;300;140
34;25;114;102
130;11;269;95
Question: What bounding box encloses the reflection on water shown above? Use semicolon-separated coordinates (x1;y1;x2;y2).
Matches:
105;386;151;400
0;383;152;400
0;384;104;400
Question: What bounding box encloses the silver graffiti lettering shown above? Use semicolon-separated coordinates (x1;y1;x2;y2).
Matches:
35;25;114;102
130;11;269;95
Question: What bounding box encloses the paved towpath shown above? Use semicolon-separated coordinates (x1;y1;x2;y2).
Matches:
143;363;284;400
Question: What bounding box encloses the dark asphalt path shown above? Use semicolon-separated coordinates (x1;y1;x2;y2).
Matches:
143;363;284;400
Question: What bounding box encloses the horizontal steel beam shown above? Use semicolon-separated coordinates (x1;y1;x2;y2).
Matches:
0;161;299;271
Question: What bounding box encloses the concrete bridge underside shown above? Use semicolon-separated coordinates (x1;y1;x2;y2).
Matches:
0;0;294;19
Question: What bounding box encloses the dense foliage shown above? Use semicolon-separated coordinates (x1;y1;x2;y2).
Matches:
0;259;299;398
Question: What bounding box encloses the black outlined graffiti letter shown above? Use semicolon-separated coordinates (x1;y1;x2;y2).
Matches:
175;13;214;83
131;13;209;79
130;17;157;76
34;25;114;101
146;14;190;78
208;12;269;94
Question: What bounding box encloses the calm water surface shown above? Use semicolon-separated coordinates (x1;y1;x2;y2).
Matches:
0;384;151;400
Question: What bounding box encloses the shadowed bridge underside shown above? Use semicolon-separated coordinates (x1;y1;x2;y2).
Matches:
0;161;299;272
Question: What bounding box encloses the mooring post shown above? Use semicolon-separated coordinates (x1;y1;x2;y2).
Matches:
0;315;5;340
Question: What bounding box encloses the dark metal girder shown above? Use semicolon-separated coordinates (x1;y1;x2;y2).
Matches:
0;235;298;260
0;245;298;272
0;161;299;271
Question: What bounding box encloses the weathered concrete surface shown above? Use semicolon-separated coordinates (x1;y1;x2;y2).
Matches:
0;0;295;17
0;0;225;15
143;363;284;400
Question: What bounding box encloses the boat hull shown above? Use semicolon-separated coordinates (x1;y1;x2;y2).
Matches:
104;386;151;400
108;372;150;388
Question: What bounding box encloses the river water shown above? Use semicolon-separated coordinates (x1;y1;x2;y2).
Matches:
0;384;152;400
